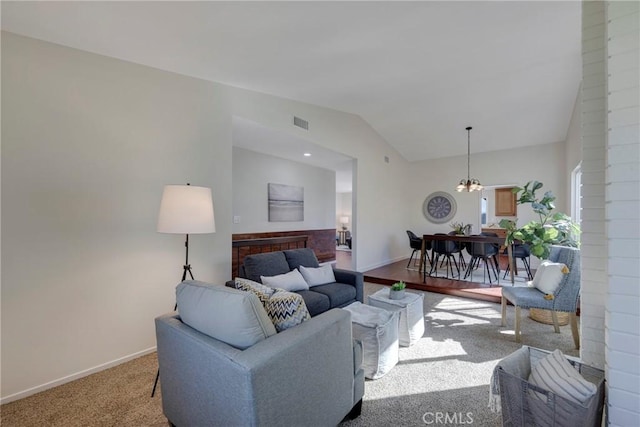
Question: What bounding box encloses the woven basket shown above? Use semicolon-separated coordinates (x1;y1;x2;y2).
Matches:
529;308;570;325
498;346;605;427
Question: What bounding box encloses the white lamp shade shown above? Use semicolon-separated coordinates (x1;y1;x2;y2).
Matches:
157;185;216;234
340;216;349;224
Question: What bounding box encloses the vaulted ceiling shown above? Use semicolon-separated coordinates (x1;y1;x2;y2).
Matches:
1;1;582;162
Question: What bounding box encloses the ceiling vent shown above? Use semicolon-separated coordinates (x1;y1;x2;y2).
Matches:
293;116;309;130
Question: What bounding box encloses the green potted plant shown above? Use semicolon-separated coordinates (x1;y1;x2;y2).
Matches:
450;222;472;236
499;181;580;260
389;281;406;300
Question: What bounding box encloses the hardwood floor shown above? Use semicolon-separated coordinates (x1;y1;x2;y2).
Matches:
335;250;523;304
363;257;506;304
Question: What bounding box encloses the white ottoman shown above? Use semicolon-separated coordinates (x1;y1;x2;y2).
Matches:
368;289;425;347
343;302;399;380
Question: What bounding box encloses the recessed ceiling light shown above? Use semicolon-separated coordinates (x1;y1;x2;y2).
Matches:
303;153;311;157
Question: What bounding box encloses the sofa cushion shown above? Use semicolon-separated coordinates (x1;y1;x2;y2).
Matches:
176;280;276;350
265;289;311;332
261;269;309;292
284;248;320;270
309;283;357;308
296;290;331;317
243;251;290;283
234;277;275;304
299;264;336;287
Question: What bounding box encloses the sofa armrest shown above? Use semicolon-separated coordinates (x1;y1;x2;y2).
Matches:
333;268;364;303
156;308;358;427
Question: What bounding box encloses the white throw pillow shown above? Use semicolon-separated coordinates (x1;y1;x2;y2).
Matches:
528;262;547;288
529;349;597;405
532;260;569;295
176;280;276;350
299;264;336;287
261;268;309;292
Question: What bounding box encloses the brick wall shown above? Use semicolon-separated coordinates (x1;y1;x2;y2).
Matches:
604;1;640;425
581;0;608;369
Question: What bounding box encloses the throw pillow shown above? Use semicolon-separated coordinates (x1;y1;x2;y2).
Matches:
235;277;275;304
529;349;597;405
283;248;320;270
261;268;309;292
265;289;311;332
528;262;547;288
299;264;336;287
532;261;569;296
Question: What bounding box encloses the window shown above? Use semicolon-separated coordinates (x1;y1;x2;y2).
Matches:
571;163;582;226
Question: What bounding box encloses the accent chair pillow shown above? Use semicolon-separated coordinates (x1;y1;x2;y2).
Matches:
264;289;311;332
261;268;309;292
299;264;336;287
531;260;569;296
176;280;276;350
235;277;275;304
528;349;597;405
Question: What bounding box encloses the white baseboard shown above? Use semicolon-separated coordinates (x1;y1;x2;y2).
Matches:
0;346;157;405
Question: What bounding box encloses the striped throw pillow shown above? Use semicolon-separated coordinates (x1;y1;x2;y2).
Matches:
529;349;597;405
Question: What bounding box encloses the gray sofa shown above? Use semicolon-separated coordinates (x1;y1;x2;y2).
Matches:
156;281;364;426
229;248;364;316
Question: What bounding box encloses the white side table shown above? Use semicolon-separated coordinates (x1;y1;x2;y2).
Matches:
343;302;399;379
368;289;425;347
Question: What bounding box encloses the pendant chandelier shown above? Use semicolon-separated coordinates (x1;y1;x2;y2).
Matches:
456;126;483;192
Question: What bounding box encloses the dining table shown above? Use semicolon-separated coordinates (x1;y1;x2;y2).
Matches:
420;234;516;284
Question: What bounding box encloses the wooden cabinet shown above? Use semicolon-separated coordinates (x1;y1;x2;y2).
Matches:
495;187;517;216
482;228;507;240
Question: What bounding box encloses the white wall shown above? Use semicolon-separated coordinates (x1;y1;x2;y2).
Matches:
580;0;608;370
604;1;640;424
229;89;410;271
406;142;568;241
1;32;233;401
231;147;335;233
336;192;352;231
1;32;412;400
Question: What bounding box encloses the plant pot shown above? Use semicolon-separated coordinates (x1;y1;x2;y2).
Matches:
389;289;405;300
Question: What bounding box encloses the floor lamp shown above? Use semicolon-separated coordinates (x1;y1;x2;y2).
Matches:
152;183;216;397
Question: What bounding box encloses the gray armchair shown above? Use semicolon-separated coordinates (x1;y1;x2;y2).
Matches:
501;245;581;349
156;304;364;426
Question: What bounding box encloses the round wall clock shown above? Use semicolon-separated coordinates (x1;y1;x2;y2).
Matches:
423;191;457;224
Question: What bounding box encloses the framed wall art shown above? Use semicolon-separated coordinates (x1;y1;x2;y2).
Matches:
268;183;304;222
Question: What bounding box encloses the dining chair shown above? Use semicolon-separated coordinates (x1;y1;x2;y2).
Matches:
463;235;500;284
429;234;460;279
406;230;423;268
502;242;533;280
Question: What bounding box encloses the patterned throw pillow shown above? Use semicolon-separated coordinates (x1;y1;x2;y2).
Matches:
264;289;311;332
235;277;275;305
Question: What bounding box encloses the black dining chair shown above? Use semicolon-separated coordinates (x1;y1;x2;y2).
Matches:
503;242;533;280
429;233;460;279
406;230;423;268
464;234;500;284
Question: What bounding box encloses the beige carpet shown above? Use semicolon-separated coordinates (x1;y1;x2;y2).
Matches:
1;283;580;426
1;353;167;427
